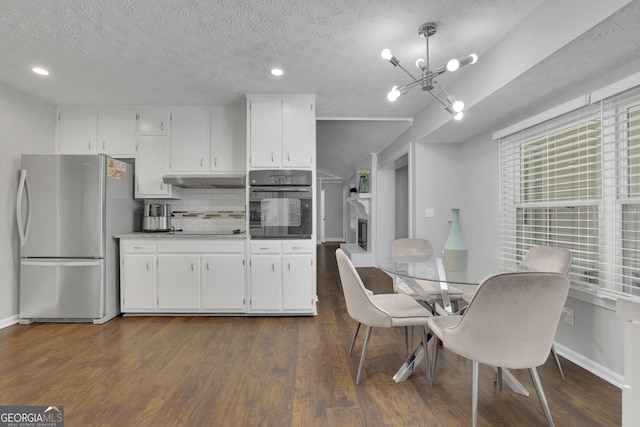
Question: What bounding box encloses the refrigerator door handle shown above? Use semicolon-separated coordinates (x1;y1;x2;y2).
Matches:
16;169;32;246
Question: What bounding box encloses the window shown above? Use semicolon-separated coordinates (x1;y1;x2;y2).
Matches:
499;86;640;297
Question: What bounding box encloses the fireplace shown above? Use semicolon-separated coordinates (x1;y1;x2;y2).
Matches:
357;218;368;251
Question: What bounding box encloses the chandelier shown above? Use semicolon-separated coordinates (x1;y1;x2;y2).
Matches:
381;22;478;120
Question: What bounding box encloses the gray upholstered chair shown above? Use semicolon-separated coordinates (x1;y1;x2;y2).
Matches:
461;245;572;379
335;248;432;384
428;271;570;427
392;238;464;311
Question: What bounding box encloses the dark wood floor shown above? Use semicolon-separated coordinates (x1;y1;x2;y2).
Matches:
0;243;621;426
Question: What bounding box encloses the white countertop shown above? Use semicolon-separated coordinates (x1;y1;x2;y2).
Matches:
116;232;247;240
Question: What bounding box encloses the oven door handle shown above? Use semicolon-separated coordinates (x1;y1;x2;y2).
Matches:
250;186;311;192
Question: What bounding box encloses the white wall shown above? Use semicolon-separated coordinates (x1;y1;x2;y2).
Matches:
0;82;55;326
321;181;344;241
395;165;408;239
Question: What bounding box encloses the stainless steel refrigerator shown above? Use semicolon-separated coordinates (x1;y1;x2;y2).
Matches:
16;154;140;324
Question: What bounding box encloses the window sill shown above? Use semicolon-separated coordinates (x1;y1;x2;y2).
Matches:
568;285;640;311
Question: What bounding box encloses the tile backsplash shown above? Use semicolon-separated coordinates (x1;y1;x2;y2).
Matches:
147;188;245;233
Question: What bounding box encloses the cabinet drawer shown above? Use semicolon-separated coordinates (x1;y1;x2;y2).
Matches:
282;240;313;254
157;239;245;253
121;240;156;253
251;240;281;254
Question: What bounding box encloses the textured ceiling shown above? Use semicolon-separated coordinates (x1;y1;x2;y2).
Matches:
0;0;637;178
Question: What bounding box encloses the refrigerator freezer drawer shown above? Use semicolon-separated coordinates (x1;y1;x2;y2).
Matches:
20;259;104;321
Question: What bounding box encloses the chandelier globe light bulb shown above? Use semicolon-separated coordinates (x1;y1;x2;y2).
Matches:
452;100;465;112
381;49;393;61
387;86;400;102
446;59;460;72
454;111;464;120
415;58;425;69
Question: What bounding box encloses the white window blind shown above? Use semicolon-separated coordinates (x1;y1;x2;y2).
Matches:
499;84;640;297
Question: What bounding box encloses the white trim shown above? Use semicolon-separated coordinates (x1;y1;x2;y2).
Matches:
591;71;640;103
316;117;412;122
554;342;624;388
493;96;588;140
0;315;19;330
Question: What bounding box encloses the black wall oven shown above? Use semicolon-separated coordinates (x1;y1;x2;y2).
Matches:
249;170;313;239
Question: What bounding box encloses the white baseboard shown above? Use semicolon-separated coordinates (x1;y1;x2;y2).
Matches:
0;315;19;330
554;342;625;388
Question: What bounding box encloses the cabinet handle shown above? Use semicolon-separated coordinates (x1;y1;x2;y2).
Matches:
292;246;302;250
272;263;275;272
271;152;274;162
206;262;210;271
88;141;91;150
214;158;218;167
160;180;164;190
160;122;164;132
287;152;290;161
134;246;144;249
200;158;204;167
146;262;150;271
288;262;291;271
191;263;194;271
102;141;106;150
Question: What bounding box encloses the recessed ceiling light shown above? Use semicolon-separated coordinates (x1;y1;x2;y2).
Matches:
32;67;49;76
270;68;283;77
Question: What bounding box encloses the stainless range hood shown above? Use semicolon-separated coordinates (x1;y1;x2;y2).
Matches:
162;174;246;188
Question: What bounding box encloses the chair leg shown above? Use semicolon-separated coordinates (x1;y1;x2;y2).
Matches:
422;325;430;382
356;325;373;384
529;367;555;427
429;335;440;386
496;367;503;389
472;360;479;427
349;323;361;356
551;345;565;381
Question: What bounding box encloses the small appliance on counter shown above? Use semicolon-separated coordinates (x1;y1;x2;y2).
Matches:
143;203;172;232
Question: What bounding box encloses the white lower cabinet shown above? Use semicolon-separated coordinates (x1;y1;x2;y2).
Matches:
202;253;246;311
157;255;200;309
120;239;246;313
249;240;316;314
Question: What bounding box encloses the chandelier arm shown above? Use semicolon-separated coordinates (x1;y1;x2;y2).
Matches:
395;62;421;84
426;89;452;110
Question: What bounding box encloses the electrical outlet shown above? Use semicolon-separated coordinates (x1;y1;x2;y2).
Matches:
562;306;574;326
425;208;435;218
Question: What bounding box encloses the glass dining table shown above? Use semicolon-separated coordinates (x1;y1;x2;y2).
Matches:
378;255;530;396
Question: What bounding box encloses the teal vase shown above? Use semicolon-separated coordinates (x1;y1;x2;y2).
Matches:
443;208;467;271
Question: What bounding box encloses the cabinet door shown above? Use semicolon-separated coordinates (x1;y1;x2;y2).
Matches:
136;136;170;197
121;254;156;310
170;109;210;172
211;106;246;173
98;110;137;156
58;111;97;154
249;98;282;168
282;98;315;168
139;109;169;135
157;255;200;309
202;254;245;311
282;254;315;311
249;255;282;311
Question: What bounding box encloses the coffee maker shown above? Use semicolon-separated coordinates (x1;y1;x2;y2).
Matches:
142;203;172;232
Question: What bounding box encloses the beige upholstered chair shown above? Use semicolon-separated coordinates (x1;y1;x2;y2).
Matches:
461;245;572;379
392;238;464;311
428;271;570;427
336;248;432;384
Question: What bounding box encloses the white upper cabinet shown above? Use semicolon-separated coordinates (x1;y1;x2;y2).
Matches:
58;110;97;154
135;135;181;199
282;98;315;168
248;98;283;168
58;110;136;156
98;110;137;156
210;106;246;173
138;109;169;136
169;109;211;172
247;95;315;169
